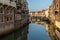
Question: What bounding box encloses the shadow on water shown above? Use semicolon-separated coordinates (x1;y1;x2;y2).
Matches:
0;23;51;40
0;25;29;40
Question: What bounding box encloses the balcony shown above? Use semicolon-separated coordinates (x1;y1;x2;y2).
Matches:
0;0;16;7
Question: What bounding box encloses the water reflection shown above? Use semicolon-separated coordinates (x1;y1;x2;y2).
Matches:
30;17;60;40
45;24;60;40
0;23;51;40
28;23;51;40
0;25;28;40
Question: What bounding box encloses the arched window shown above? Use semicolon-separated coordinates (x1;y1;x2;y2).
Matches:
55;11;58;15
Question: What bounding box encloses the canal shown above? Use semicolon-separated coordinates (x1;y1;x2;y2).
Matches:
0;23;51;40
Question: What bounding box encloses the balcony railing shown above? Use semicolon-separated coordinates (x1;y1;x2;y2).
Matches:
0;0;16;7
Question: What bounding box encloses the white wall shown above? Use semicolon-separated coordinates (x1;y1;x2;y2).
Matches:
55;21;60;29
45;9;49;18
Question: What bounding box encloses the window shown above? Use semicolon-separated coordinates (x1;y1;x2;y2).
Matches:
10;0;16;2
10;0;13;2
6;17;9;21
0;16;3;22
17;6;22;9
10;9;12;13
6;8;10;13
10;17;12;20
57;4;58;8
17;0;22;2
13;0;16;2
56;4;59;8
22;11;25;13
55;11;58;15
0;8;3;13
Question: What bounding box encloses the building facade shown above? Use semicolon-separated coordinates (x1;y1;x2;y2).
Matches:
49;4;55;24
54;0;60;29
0;0;29;35
53;0;60;39
0;0;16;34
15;0;29;29
48;0;60;40
45;9;49;18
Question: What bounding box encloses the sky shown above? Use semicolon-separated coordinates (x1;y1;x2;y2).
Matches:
27;0;53;12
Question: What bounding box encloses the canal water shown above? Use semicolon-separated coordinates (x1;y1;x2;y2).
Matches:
0;23;51;40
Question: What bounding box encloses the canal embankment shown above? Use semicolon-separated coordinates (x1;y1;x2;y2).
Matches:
0;19;30;37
